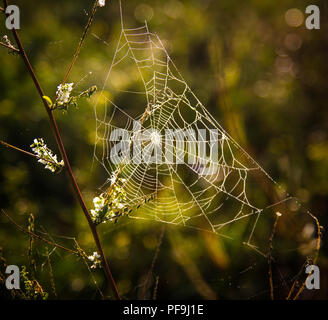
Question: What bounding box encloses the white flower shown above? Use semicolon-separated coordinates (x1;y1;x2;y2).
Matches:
30;138;64;173
98;0;105;7
91;194;110;222
91;184;127;224
88;252;101;269
88;252;100;261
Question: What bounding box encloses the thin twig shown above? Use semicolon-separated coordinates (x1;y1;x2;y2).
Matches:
2;0;120;300
0;139;61;167
1;209;79;256
59;1;98;91
0;41;20;52
267;212;281;300
0;6;4;12
291;214;322;300
152;275;159;300
45;247;58;298
141;226;165;299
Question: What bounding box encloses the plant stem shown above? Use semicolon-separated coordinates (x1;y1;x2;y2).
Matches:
1;210;79;256
0;139;60;166
0;40;19;52
59;1;98;91
2;0;120;300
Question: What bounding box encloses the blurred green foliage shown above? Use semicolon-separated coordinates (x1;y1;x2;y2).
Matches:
0;0;327;299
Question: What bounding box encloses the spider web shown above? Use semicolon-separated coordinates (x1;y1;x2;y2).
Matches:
92;3;320;262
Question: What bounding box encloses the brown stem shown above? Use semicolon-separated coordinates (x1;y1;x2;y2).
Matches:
0;139;61;167
2;0;120;300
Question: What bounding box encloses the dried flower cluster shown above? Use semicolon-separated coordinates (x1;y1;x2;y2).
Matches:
91;176;128;224
55;83;74;108
53;83;97;111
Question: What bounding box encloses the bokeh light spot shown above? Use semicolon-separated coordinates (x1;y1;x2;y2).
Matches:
284;33;302;51
134;4;154;23
285;8;304;27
